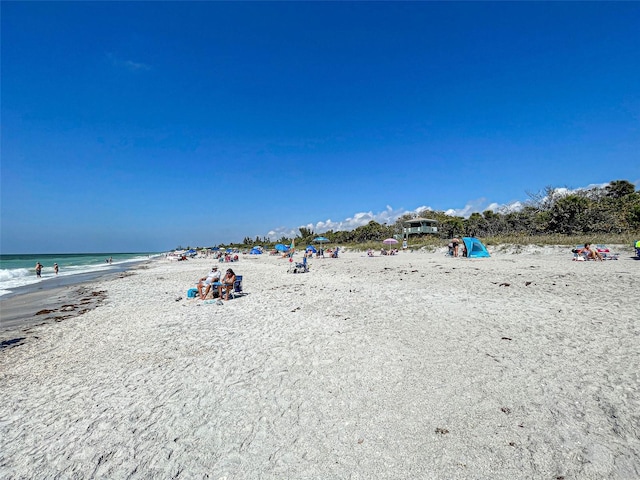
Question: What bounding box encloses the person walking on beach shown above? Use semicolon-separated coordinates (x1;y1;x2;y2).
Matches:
53;263;59;275
35;262;42;278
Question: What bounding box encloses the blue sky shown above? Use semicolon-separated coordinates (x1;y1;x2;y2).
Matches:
2;2;638;253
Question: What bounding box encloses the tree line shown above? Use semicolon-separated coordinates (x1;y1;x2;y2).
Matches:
238;179;639;247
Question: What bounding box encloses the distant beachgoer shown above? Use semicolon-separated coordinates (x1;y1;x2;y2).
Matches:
452;238;460;257
53;263;59;275
35;262;42;278
577;243;603;261
109;257;113;264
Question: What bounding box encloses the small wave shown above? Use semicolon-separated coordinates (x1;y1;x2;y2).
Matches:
0;268;31;282
0;264;109;295
0;255;157;296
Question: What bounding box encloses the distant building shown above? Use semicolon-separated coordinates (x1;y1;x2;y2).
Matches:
402;218;438;238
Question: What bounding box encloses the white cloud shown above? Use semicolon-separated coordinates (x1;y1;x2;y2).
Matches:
267;200;512;240
265;181;634;240
267;227;298;240
107;53;151;71
444;198;488;217
267;205;434;240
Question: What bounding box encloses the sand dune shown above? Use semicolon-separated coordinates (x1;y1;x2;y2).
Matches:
1;248;639;479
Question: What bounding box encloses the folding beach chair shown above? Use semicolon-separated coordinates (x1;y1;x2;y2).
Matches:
229;275;244;299
289;256;309;273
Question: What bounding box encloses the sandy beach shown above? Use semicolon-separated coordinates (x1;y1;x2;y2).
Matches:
1;247;639;479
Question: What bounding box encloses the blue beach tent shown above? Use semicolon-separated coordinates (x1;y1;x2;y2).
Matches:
250;247;262;255
462;237;490;258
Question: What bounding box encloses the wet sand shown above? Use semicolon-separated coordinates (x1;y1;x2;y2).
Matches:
0;264;149;339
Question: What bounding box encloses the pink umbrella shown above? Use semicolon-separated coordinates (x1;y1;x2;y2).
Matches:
383;238;399;252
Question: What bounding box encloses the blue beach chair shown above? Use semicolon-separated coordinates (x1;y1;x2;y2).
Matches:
229;275;244;299
290;256;308;273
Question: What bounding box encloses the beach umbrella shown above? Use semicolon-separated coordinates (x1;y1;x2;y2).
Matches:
383;238;399;251
314;236;329;249
275;243;289;252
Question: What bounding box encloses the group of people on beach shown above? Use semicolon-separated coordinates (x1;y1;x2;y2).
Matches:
35;262;58;277
196;266;237;300
572;243;604;261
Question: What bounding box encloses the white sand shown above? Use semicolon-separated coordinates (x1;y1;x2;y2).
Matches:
1;248;639;479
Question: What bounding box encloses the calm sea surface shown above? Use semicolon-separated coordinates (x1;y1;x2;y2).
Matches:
0;253;162;296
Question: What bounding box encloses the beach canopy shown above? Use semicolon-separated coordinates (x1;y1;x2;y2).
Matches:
306;245;317;253
274;243;290;252
250;247;262;255
462;237;490;258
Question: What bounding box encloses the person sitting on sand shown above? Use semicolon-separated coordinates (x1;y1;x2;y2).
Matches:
218;268;237;301
582;243;603;261
198;266;221;299
573;243;603;261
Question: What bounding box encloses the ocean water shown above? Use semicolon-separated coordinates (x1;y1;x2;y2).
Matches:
0;253;162;297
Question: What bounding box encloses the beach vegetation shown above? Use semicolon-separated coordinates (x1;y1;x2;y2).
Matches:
187;179;638;252
304;179;639;249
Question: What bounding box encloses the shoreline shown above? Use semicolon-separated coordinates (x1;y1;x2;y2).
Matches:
0;260;154;335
